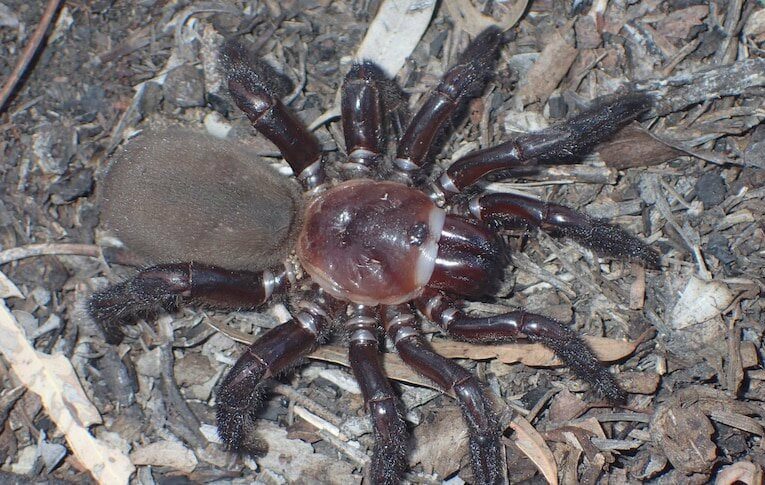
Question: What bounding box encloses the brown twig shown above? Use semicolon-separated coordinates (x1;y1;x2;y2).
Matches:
0;243;100;265
0;0;62;113
0;243;141;267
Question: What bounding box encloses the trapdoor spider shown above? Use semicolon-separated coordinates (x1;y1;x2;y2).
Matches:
90;27;657;484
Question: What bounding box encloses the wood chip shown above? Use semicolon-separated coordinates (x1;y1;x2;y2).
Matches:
515;21;577;107
130;439;198;473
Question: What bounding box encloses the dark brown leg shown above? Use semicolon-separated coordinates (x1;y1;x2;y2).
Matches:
428;215;507;298
221;39;326;189
216;288;332;452
393;27;503;180
346;305;408;485
340;63;386;179
88;262;294;344
381;305;504;485
469;192;659;267
416;290;627;403
435;93;653;194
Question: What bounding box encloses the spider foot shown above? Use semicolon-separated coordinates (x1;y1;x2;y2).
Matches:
369;398;409;485
526;320;627;403
550;216;660;268
215;359;269;453
88;270;184;344
457;384;503;485
473;193;659;267
519;92;654;165
219;38;292;99
467;433;504;485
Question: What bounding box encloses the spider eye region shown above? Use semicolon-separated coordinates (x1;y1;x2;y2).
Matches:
297;180;445;305
408;223;429;247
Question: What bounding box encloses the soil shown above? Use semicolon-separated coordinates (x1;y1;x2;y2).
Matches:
0;1;763;484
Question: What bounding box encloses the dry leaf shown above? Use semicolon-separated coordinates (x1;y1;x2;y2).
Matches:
354;0;436;78
598;123;683;169
0;301;135;484
432;336;638;366
511;416;559;485
617;371;661;395
671;277;734;329
130;440;198;473
0;270;23;299
549;389;589;424
410;407;469;478
716;461;764;485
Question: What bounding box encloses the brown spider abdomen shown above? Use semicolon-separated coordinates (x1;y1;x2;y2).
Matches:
297;180;445;305
101;129;304;271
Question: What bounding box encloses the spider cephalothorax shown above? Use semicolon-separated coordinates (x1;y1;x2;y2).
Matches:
90;27;657;484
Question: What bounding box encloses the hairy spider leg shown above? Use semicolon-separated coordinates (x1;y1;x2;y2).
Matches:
346;305;408;485
470;192;660;267
216;287;332;452
437;93;653;194
221;39;326;190
382;305;505;485
88;262;293;344
394;27;504;179
417;290;627;403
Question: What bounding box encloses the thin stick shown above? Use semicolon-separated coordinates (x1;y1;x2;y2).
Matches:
0;0;62;113
0;243;142;267
0;243;100;265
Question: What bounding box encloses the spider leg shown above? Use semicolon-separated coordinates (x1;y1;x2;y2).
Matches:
435;93;652;194
340;63;386;179
393;27;503;180
88;262;293;344
347;305;408;485
428;215;508;298
216;288;332;452
221;39;326;189
470;192;660;267
382;304;504;485
416;290;627;403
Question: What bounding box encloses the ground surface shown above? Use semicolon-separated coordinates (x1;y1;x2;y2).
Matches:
0;0;764;484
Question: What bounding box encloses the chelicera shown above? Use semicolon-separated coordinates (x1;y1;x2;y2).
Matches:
89;27;657;484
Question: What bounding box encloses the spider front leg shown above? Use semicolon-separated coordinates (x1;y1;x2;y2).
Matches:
394;27;503;179
217;287;332;452
346;305;408;485
382;305;504;485
416;290;627;403
88;262;293;344
435;93;653;194
470;192;660;266
340;63;387;179
221;39;326;189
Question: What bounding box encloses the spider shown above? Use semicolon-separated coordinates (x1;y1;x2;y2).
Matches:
89;27;657;484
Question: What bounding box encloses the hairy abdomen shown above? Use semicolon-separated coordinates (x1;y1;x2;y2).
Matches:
101;129;303;271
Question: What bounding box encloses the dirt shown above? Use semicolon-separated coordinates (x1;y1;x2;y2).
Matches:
0;0;763;484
